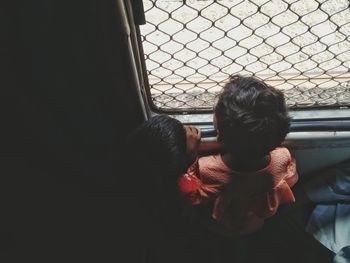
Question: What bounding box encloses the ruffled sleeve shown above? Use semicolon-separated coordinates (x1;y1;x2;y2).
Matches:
178;157;219;205
252;151;298;218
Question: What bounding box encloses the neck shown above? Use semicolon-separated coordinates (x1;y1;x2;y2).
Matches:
221;153;270;172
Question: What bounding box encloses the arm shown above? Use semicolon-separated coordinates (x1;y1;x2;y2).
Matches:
179;126;203;205
198;141;223;156
178;157;219;205
178;158;201;205
259;155;299;215
179;126;221;205
251;182;296;219
252;151;298;218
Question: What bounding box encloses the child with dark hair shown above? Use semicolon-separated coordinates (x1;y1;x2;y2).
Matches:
125;114;202;209
124;114;205;263
178;75;298;236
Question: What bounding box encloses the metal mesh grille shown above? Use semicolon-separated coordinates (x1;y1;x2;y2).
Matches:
140;0;350;111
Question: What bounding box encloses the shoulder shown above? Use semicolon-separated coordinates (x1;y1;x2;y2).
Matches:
270;147;291;162
199;154;231;184
268;147;294;176
267;147;298;186
199;154;222;167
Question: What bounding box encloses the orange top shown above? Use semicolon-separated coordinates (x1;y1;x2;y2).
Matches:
178;147;298;236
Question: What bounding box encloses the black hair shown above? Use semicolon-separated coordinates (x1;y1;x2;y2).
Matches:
125;114;187;199
215;75;291;160
123;115;192;257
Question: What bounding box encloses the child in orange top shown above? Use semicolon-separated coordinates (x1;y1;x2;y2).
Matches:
178;75;298;236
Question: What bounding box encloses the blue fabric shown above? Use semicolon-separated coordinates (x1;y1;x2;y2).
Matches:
304;161;350;262
334;246;350;263
303;162;350;203
306;204;350;253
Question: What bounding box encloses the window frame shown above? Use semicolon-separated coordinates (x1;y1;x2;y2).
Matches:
132;0;350;130
136;0;350;115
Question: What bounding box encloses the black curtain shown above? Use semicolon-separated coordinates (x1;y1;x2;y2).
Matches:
2;0;144;261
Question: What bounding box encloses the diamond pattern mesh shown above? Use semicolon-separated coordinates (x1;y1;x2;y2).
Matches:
140;0;350;111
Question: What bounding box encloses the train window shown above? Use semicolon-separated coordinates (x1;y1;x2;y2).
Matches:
138;0;350;120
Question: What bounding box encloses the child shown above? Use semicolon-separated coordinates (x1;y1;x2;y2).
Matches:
178;75;298;236
125;114;201;205
124;114;204;263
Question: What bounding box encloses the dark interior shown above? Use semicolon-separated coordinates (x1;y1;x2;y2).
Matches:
3;1;350;262
3;1;145;261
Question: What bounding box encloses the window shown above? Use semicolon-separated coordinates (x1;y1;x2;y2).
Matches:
139;0;350;114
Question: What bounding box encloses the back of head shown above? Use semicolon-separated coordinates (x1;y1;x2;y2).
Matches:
123;116;191;261
214;75;290;160
124;114;187;206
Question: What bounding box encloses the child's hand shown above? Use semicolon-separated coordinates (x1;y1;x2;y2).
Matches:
184;125;201;165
